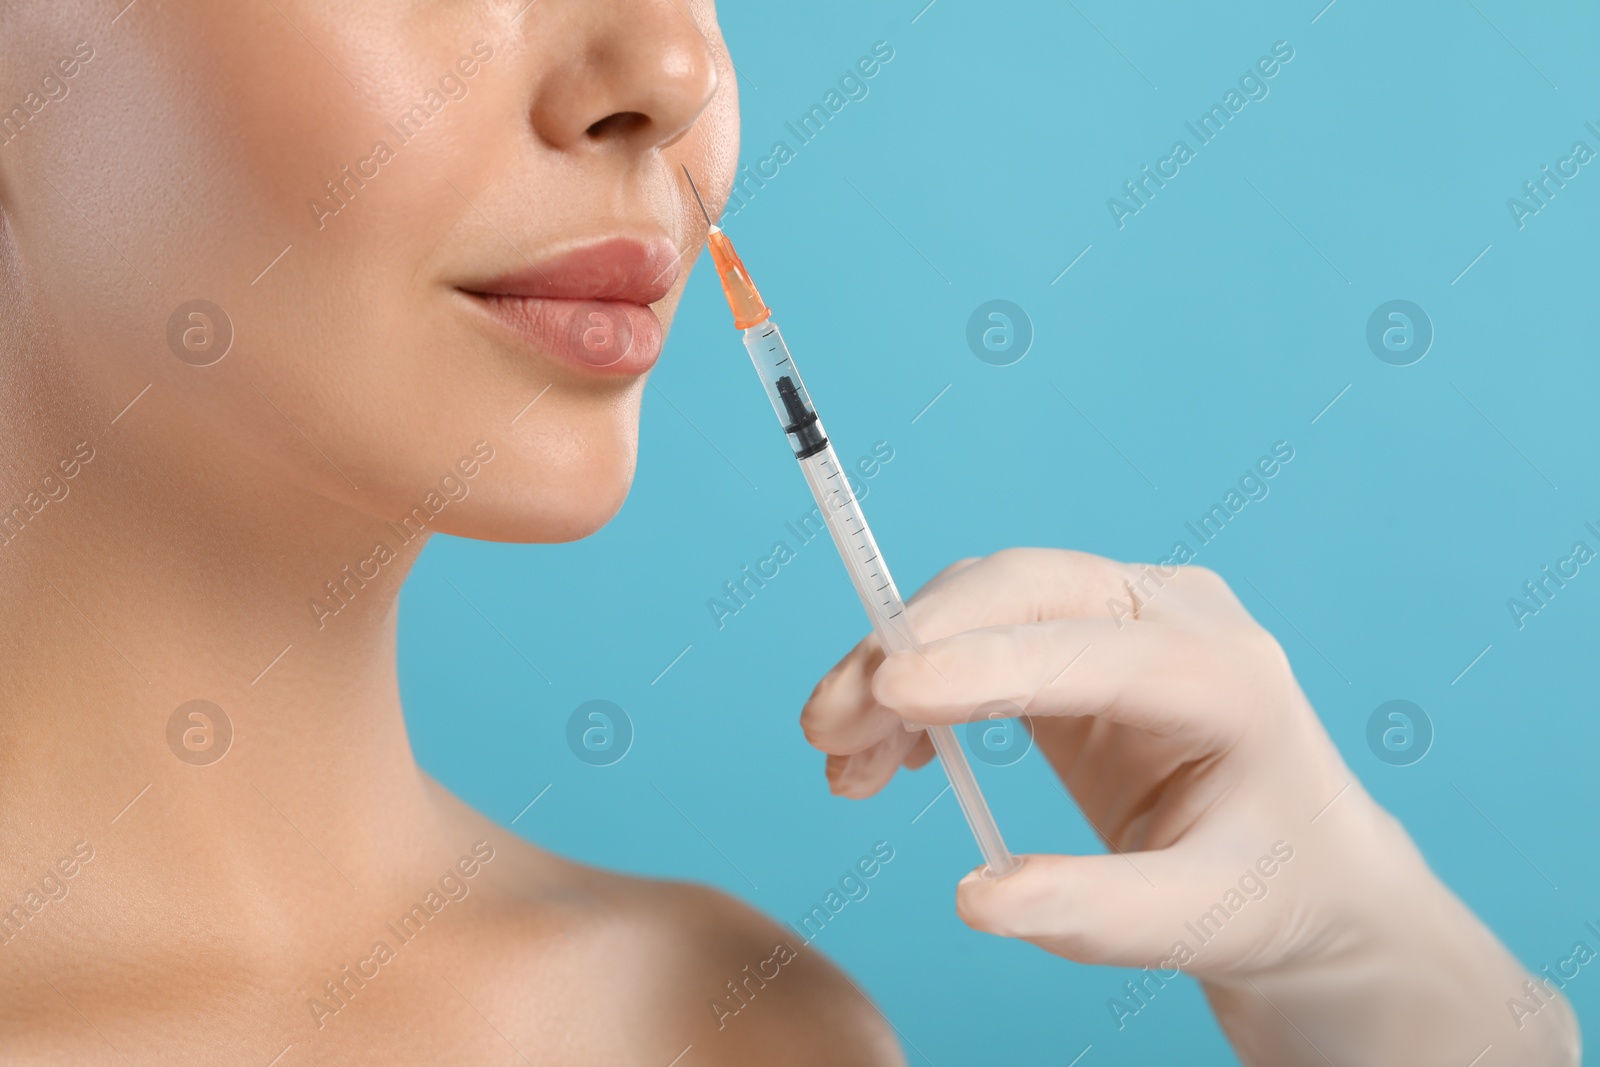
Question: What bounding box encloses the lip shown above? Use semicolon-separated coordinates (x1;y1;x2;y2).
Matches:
459;236;681;376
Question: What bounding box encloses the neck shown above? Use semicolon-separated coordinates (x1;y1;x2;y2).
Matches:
0;391;452;942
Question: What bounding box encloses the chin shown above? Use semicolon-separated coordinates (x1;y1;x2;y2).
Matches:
431;409;641;545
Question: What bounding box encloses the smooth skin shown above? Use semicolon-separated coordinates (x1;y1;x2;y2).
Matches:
804;549;1582;1065
0;1;901;1063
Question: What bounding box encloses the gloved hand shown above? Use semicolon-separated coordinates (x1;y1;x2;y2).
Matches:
802;548;1579;1067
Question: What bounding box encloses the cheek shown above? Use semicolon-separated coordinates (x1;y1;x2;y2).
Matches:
10;7;449;417
13;4;515;499
27;5;400;298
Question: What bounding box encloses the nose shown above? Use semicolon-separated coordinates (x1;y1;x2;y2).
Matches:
528;1;720;155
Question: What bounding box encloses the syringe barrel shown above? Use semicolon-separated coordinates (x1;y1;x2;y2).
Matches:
740;320;1020;879
797;443;1019;879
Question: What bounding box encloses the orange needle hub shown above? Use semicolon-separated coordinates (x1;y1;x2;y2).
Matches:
706;227;771;330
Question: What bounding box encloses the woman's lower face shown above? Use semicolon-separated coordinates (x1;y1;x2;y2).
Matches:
1;0;739;542
0;0;752;1040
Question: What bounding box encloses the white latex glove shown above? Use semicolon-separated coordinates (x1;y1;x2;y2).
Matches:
801;548;1580;1067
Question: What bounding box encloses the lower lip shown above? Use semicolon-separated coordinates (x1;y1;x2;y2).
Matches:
462;292;663;376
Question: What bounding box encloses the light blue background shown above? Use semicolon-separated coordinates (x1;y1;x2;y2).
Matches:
402;2;1600;1063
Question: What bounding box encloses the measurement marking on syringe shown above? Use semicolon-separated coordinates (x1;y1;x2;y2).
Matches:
774;358;790;367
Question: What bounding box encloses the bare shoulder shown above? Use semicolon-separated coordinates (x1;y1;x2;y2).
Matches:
605;874;908;1067
433;789;906;1066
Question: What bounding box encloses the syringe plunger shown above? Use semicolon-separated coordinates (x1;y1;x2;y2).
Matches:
775;376;827;459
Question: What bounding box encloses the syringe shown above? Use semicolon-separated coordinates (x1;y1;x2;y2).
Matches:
685;170;1020;879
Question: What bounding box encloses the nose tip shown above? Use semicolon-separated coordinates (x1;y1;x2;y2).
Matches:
530;3;721;154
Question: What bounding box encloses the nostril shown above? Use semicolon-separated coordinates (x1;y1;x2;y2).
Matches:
586;111;650;141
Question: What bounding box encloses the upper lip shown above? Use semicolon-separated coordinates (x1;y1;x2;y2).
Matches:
464;235;681;306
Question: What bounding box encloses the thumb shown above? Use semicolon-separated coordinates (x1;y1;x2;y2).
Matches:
956;850;1243;973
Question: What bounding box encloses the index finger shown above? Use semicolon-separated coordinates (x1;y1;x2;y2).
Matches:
871;616;1249;744
898;548;1134;643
